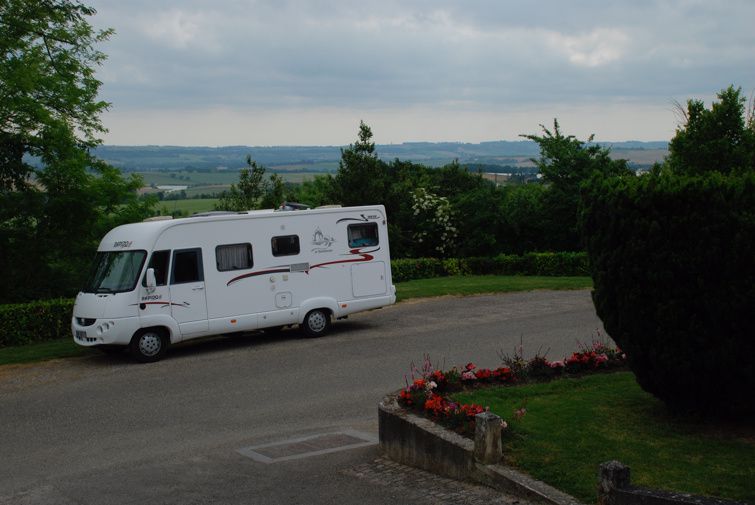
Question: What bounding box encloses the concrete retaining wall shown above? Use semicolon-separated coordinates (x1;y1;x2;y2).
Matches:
378;395;475;481
378;394;584;505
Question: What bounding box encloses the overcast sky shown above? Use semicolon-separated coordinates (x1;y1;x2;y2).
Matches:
87;0;755;146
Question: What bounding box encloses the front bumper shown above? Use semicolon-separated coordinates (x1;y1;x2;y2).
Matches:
71;316;138;347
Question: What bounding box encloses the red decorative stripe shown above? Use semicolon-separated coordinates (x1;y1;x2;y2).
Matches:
310;248;376;270
225;247;380;286
226;267;290;286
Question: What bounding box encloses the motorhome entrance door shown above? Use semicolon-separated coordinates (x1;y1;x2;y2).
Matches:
169;248;209;335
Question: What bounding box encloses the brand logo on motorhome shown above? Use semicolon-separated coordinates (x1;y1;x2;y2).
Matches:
311;227;335;253
113;240;133;248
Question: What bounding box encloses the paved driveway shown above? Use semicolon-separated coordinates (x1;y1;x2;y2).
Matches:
0;290;606;504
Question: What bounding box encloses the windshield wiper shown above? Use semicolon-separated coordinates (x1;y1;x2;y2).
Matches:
95;287;114;293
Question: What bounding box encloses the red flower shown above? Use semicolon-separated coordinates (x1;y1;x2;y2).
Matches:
399;389;412;405
475;368;492;380
459;403;484;418
492;367;514;382
424;393;446;415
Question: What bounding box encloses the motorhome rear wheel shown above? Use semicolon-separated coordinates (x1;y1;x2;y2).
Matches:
302;309;331;337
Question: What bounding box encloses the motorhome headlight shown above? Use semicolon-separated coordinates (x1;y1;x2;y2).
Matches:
97;321;114;335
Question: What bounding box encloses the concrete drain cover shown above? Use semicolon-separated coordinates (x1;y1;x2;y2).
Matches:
237;430;377;464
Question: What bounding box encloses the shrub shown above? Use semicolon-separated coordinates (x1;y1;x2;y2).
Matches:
390;252;589;282
391;257;444;282
582;171;755;417
0;299;75;347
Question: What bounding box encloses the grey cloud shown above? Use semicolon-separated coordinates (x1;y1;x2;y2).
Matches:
89;0;755;114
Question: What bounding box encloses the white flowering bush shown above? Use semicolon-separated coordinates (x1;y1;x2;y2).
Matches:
410;187;458;257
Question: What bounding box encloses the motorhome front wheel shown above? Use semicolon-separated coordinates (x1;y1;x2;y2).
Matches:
302;309;331;337
129;329;168;363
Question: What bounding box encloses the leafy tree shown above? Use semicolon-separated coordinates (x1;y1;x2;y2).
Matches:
667;85;755;175
522;120;632;250
216;156;267;211
259;173;285;209
330;121;388;206
453;182;505;257
216;156;291;211
382;159;430;257
0;0;112;186
409;187;458;257
497;184;550;254
0;0;153;302
293;174;333;208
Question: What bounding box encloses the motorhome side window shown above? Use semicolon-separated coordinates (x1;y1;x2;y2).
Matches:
216;243;253;271
142;250;170;286
347;223;379;247
172;248;204;284
271;235;300;256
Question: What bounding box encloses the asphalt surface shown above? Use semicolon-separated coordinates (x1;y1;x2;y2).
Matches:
0;289;607;504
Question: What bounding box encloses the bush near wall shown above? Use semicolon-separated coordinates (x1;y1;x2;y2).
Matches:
391;252;589;282
0;299;75;347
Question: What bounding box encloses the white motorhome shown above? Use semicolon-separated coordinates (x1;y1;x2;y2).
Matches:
71;205;395;362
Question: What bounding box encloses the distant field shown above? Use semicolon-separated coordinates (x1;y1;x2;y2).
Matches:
156;198;219;215
137;171;323;198
609;148;667;165
138;170;324;186
139;171;240;186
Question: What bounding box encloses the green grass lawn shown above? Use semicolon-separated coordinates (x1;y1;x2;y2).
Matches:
453;372;755;504
0;338;89;366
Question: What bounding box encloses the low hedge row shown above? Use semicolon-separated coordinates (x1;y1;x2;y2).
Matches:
0;298;75;348
0;252;588;348
390;252;589;282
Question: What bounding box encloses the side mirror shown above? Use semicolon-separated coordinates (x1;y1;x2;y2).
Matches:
145;268;157;292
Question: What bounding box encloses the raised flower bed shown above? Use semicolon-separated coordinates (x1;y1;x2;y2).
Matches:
397;339;627;438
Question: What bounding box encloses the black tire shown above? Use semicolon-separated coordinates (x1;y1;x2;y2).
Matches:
129;328;168;363
301;309;330;338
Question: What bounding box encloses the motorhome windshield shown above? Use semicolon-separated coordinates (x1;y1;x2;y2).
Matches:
83;251;147;294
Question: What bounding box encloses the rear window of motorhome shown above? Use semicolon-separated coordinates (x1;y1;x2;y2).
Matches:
216;243;253;272
348;223;379;248
272;235;300;256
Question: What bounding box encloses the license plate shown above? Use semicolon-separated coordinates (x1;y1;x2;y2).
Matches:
75;330;87;340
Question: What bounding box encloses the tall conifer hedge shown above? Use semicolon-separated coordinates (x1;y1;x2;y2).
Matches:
582;172;755;416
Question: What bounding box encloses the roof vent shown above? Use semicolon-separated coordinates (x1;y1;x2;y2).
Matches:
276;202;311;211
143;215;173;222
